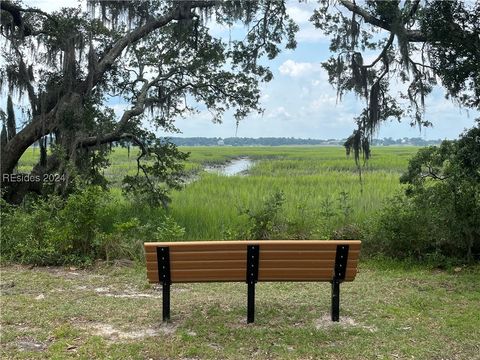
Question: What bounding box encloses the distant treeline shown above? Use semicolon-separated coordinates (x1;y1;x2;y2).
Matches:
165;137;443;147
32;136;444;148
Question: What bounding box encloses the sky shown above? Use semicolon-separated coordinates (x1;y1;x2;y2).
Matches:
7;0;479;140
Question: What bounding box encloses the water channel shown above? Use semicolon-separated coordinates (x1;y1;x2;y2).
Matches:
204;157;253;176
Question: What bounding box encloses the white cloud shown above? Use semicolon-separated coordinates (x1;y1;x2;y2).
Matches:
23;0;84;12
279;60;323;77
110;103;128;118
286;6;312;24
286;3;327;43
296;27;327;43
266;106;291;119
260;93;270;102
310;95;338;110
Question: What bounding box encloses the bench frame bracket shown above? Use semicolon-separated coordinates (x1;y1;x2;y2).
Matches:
157;246;171;322
246;245;259;323
331;244;349;321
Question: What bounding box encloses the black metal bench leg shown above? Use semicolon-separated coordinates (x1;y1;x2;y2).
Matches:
163;283;171;322
247;282;255;323
246;245;259;323
331;279;340;322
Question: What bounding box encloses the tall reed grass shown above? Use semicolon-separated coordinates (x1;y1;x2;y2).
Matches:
169;146;418;239
18;145;419;240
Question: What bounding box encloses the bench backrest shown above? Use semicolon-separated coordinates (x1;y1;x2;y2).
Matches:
144;240;361;283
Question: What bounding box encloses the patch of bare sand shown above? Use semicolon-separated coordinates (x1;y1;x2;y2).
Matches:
315;313;377;332
85;322;177;341
103;293;161;298
93;286;162;298
93;284;192;298
16;338;47;352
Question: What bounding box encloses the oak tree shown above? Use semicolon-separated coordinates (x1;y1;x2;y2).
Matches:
0;0;297;204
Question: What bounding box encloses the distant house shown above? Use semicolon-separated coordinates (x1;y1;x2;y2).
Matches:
217;139;225;146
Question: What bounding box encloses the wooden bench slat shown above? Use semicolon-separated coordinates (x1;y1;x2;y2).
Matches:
147;260;246;270
144;240;361;254
145;250;360;263
145;259;358;271
147;269;245;282
261;250;359;261
259;268;356;279
147;268;358;283
145;251;246;262
145;244;248;252
145;240;361;247
257;258;358;269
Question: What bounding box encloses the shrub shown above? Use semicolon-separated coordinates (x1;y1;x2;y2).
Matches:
365;121;480;263
96;215;185;264
54;186;107;262
97;218;142;263
363;195;435;259
285;203;320;240
235;190;287;240
150;215;186;241
225;190;324;240
1;195;65;265
0;186;186;266
331;223;362;240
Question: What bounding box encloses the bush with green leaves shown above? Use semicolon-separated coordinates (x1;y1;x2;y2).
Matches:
331;223;363;240
0;186;185;266
232;190;287;240
1;195;65;265
224;190;347;240
366;121;480;263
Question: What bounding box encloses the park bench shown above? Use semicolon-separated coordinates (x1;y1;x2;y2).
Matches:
144;240;361;323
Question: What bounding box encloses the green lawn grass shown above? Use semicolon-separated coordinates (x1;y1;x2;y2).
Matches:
1;261;479;359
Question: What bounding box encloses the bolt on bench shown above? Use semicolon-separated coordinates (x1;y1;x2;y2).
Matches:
144;240;361;323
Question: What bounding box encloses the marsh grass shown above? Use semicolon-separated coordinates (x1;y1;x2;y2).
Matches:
169;146;416;240
17;146;418;240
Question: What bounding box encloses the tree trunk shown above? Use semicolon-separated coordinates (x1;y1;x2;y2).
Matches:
1;121;48;203
1;93;82;203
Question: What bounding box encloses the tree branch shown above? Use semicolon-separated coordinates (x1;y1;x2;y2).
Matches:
86;1;216;93
407;0;421;20
339;0;427;42
363;33;395;68
0;1;57;37
77;132;145;149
